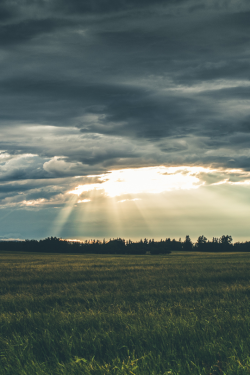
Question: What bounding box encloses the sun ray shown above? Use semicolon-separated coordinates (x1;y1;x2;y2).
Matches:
52;195;78;237
64;165;250;241
124;196;152;238
0;209;13;222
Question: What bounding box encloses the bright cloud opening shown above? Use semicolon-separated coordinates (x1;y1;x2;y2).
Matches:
68;166;208;199
67;165;250;203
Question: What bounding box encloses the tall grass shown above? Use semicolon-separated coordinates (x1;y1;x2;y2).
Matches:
0;252;250;374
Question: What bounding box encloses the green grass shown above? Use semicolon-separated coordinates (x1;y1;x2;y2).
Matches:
0;252;250;374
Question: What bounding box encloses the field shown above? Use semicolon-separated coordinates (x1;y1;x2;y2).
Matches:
0;252;250;375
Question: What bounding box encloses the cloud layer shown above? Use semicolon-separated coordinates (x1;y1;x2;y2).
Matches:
1;1;250;239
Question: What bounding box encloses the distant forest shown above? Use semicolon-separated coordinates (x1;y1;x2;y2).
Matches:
0;235;250;254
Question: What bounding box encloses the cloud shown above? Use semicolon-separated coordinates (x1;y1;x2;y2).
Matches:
0;18;73;46
3;163;250;210
118;198;141;203
1;0;250;217
67;166;250;202
78;199;91;203
43;157;83;176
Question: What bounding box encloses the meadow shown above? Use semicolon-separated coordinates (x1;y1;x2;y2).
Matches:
0;252;250;375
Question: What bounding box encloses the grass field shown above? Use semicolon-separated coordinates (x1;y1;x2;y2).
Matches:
0;252;250;375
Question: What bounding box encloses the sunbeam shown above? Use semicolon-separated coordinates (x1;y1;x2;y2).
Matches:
51;195;78;237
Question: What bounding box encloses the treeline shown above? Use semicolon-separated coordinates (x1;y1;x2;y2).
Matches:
0;237;173;255
0;235;250;254
184;235;250;252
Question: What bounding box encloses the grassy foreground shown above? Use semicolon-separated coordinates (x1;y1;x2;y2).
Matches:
0;252;250;375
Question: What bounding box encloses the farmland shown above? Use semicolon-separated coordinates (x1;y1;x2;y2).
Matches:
0;252;250;374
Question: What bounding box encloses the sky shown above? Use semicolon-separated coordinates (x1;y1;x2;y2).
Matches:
1;0;250;242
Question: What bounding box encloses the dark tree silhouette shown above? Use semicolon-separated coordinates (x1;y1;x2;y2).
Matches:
1;233;250;254
183;235;193;251
196;235;207;251
220;235;233;245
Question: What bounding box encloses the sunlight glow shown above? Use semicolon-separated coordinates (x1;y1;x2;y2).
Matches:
118;198;141;203
68;166;207;199
49;165;250;241
211;179;229;186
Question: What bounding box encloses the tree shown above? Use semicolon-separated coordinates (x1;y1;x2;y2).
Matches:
197;235;207;244
183;235;193;251
219;235;232;245
196;235;207;251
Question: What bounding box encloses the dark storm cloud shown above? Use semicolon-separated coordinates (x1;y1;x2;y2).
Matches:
1;0;250;204
0;18;72;46
0;76;199;139
52;0;188;15
0;6;14;21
